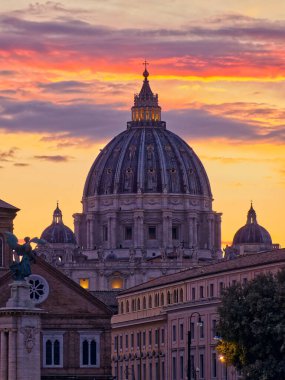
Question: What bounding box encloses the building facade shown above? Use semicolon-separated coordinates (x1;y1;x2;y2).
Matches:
111;248;285;380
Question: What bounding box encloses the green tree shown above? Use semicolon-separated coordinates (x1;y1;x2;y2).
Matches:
217;270;285;380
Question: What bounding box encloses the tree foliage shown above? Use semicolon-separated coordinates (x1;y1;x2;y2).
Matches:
217;269;285;380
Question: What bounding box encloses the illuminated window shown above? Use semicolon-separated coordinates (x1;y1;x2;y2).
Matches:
80;278;89;289
110;277;123;289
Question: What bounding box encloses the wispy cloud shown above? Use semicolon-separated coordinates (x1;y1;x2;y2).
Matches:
0;148;18;161
14;162;29;167
34;155;73;162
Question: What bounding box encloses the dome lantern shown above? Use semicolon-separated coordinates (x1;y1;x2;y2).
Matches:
128;61;165;129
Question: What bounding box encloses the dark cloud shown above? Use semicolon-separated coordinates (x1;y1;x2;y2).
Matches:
38;80;92;94
0;70;16;76
0;13;285;72
14;163;29;167
0;96;284;144
34;155;74;162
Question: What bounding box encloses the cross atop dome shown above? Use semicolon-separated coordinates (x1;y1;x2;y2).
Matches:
128;63;166;129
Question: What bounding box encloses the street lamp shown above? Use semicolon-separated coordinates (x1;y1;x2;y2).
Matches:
187;312;202;380
219;355;228;380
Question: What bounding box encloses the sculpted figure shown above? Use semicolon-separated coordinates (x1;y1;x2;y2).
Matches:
5;232;45;281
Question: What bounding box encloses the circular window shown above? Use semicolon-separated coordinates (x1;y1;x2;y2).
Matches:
29;275;49;304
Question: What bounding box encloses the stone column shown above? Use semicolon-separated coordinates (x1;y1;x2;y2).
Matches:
86;213;96;250
207;214;214;249
216;213;222;251
187;213;197;247
73;213;82;246
162;211;172;248
134;211;144;248
8;329;17;379
0;330;8;380
110;213;117;249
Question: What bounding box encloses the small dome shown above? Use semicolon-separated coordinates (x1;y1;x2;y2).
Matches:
233;204;272;245
41;203;76;244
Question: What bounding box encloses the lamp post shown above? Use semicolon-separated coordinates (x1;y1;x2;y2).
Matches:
187;312;202;380
219;355;228;380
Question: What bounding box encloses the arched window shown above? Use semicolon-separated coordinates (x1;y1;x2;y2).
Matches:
137;298;141;311
174;289;178;303
80;334;99;367
167;291;171;305
148;295;152;308
43;333;63;368
120;301;124;314
143;296;146;309
161;293;164;306
179;288;184;302
154;293;159;307
126;300;129;313
0;235;3;267
132;299;135;312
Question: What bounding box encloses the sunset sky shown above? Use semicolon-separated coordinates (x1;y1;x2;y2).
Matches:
0;0;284;248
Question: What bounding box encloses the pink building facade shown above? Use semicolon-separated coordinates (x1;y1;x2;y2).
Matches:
111;248;285;380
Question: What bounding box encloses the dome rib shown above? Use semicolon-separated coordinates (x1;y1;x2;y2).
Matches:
152;129;168;191
137;128;146;191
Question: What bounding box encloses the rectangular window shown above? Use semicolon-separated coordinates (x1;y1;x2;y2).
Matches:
155;362;159;379
232;279;237;285
180;323;184;340
172;356;177;380
161;328;165;344
125;334;129;349
155;329;159;345
212;319;217;338
172;226;179;240
125;226;132;240
143;363;146;379
131;333;134;348
114;336;118;351
219;282;224;295
199;286;204;299
43;333;63;368
210;283;214;297
137;363;141;380
180;355;184;380
212;352;217;378
119;335;122;350
243;278;248;284
80;332;100;368
192;287;196;300
103;225;108;241
148;330;152;345
172;324;177;342
142;331;146;346
79;278;89;289
148;226;156;240
190;355;194;379
161;361;165;379
199;354;204;379
137;332;141;347
149;362;153;380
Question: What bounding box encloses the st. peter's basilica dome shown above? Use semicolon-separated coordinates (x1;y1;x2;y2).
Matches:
84;68;211;197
